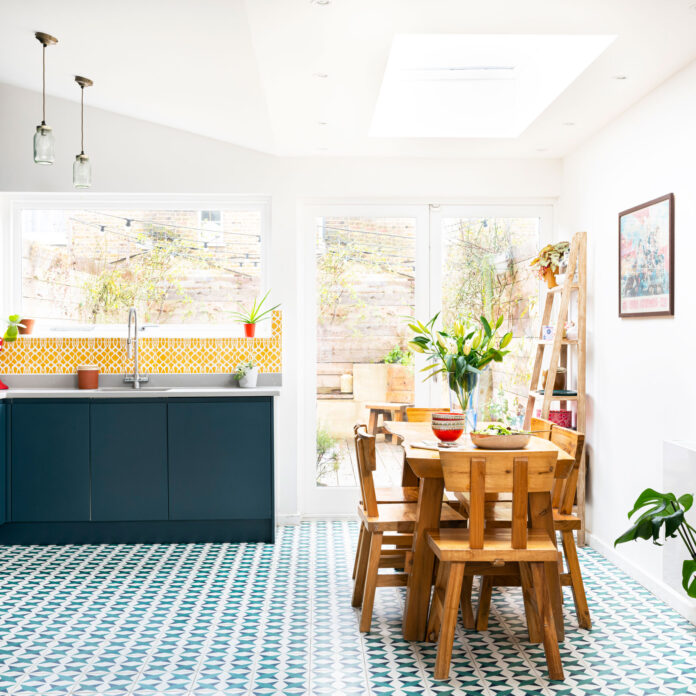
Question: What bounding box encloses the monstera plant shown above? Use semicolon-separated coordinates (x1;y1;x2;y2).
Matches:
615;488;696;598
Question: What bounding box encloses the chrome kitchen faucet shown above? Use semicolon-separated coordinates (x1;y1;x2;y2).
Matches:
124;307;149;389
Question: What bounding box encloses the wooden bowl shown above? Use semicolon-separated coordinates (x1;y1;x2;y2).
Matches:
470;432;531;450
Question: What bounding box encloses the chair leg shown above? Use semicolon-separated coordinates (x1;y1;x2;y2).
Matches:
561;530;592;630
352;528;371;607
475;576;493;630
530;562;564;681
353;526;365;580
519;562;542;643
460;575;475;629
434;562;465;680
426;561;448;641
359;532;383;633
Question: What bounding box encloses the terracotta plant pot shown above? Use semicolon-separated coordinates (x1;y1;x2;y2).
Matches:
18;318;35;335
244;323;256;338
542;266;558;289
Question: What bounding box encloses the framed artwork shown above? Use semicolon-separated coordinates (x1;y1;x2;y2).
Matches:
618;193;674;317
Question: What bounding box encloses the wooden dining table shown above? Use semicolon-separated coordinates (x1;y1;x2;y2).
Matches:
383;420;575;642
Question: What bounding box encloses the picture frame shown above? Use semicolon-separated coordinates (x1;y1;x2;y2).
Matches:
618;193;674;317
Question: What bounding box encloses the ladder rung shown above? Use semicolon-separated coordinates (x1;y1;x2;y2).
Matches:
546;283;579;294
529;390;579;401
537;339;578;345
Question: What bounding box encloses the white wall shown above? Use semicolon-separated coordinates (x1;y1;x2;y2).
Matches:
0;81;562;524
558;59;696;622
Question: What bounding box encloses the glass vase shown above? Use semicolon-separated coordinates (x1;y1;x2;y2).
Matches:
448;371;480;433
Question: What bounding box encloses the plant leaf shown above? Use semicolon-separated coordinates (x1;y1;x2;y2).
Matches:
480;316;492;337
678;494;693;512
682;560;696;598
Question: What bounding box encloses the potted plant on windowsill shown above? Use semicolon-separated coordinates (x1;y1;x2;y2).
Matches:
3;315;25;343
234;361;259;388
231;290;280;338
530;241;570;289
615;488;696;598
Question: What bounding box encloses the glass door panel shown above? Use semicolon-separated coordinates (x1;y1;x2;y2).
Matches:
315;215;420;489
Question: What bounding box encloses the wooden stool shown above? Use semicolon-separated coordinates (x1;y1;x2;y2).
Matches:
366;402;411;443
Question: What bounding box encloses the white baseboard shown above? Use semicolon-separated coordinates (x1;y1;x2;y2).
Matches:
276;514;301;525
587;533;696;625
300;513;358;521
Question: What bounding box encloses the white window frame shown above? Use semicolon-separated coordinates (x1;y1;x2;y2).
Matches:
5;193;272;338
299;199;555;517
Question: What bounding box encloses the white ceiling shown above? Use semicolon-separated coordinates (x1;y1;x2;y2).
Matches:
1;0;695;158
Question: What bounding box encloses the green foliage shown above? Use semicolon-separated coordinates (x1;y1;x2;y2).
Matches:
615;488;696;598
234;361;256;380
230;289;280;325
3;314;24;342
382;346;413;366
80;227;196;323
316;425;340;485
408;312;512;412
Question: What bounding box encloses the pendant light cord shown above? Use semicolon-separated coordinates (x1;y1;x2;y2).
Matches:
80;85;84;154
41;43;46;125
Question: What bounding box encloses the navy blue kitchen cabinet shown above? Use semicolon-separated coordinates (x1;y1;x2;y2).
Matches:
90;401;169;521
11;400;90;522
168;398;273;521
0;402;6;526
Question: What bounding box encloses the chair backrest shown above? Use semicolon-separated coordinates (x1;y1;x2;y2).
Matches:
550;425;585;514
530;416;554;440
354;424;378;517
440;450;557;549
406;407;450;423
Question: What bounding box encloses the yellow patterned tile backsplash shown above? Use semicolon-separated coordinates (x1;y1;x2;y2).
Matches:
0;312;282;375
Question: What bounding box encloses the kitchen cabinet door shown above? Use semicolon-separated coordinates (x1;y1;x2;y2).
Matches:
11;400;90;522
168;398;273;520
91;401;168;521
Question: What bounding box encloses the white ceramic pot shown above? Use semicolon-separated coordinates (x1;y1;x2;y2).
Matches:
239;366;258;388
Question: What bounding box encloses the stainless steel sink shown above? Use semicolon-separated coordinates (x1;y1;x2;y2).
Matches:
99;386;173;392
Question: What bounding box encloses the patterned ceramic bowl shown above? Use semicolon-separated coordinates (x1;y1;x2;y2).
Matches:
431;412;465;443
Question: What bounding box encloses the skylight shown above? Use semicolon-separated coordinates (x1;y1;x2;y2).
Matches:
370;34;616;138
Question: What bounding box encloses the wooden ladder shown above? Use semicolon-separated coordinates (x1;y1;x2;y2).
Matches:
524;231;587;544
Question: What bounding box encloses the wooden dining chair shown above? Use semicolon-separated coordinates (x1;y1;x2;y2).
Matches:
425;449;564;681
351;424;464;633
475;422;590;631
405;407;451;422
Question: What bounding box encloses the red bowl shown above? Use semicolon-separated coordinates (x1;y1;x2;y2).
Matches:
431;412;465;443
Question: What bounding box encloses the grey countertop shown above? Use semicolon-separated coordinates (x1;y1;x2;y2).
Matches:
0;373;281;398
0;386;280;399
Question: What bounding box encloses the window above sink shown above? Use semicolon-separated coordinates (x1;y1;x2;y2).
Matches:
6;194;272;338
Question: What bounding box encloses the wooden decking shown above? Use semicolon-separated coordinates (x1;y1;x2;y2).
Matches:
317;438;405;488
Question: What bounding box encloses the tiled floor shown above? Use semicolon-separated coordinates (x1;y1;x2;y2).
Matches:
0;522;695;695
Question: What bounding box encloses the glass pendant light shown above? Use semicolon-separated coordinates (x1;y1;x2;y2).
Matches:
73;75;93;189
33;32;58;165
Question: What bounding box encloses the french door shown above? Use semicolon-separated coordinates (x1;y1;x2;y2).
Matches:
301;203;552;516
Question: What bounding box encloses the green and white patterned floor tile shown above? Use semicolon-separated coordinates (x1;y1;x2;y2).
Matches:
0;521;694;695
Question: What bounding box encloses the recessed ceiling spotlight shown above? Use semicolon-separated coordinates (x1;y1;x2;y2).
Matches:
317;146;328;151
562;121;576;126
313;72;328;79
310;0;331;5
536;147;549;152
612;74;628;80
317;121;328;126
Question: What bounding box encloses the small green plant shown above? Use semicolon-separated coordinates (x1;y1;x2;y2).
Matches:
3;315;25;342
615;488;696;598
230;289;280;325
530;241;570;278
316;426;340;485
382;345;413;366
234;360;256;380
